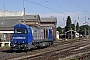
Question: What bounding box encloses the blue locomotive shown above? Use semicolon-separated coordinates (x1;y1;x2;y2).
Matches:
10;24;54;50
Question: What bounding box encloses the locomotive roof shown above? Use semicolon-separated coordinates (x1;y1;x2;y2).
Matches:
14;24;31;29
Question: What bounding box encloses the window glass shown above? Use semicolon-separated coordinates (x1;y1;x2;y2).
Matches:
3;34;6;40
15;28;28;34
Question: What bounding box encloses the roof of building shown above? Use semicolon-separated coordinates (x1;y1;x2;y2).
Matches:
0;11;23;16
40;17;57;22
40;24;55;26
0;15;40;30
0;15;40;21
0;19;22;30
0;15;57;31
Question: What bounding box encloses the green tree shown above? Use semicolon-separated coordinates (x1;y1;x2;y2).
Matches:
65;16;72;32
79;25;90;35
76;22;79;32
71;24;75;30
57;26;63;34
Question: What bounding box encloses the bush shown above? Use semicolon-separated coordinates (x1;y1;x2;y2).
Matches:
55;38;59;40
3;44;9;48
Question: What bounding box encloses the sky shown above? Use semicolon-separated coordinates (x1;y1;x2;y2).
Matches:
0;0;90;27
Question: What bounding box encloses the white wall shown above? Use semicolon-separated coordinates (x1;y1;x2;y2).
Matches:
0;31;14;33
56;31;59;39
0;11;23;17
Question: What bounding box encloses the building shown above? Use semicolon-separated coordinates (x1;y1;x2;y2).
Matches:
0;11;57;47
0;11;23;16
0;14;40;47
40;17;57;39
56;31;59;39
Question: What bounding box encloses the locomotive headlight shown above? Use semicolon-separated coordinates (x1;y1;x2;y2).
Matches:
15;41;17;43
25;45;26;47
23;41;24;43
13;44;16;47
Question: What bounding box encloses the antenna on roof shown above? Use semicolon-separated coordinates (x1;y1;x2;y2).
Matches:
23;0;26;24
3;3;6;16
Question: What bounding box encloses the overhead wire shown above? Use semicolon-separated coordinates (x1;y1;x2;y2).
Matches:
24;0;90;21
45;0;80;19
69;0;90;23
46;0;74;14
24;0;67;15
69;0;90;14
46;0;90;20
24;0;85;17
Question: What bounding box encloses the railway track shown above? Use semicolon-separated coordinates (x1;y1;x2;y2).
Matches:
11;39;90;60
78;52;90;60
0;38;90;60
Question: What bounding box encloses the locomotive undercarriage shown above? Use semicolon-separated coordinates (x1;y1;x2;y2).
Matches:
10;43;28;50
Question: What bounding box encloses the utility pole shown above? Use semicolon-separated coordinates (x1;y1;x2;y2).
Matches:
23;0;25;24
63;18;66;40
74;20;76;38
87;18;90;36
85;16;86;37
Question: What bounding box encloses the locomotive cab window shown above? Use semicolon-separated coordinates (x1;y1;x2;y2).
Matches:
15;28;28;34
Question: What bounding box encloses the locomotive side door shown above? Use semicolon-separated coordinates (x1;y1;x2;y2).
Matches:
44;29;48;39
